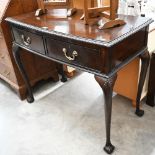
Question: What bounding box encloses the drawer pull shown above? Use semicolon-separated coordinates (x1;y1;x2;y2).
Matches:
21;34;31;46
62;48;78;61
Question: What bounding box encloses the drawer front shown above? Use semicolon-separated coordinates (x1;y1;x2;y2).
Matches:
46;38;102;71
0;62;15;81
12;27;45;54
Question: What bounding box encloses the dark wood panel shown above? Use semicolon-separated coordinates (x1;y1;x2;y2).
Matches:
12;27;45;55
46;37;103;71
111;28;146;69
146;52;155;106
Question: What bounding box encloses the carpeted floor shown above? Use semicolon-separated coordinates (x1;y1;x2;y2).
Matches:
0;72;155;155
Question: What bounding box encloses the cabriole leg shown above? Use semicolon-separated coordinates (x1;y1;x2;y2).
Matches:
95;74;117;154
135;50;150;117
12;44;34;103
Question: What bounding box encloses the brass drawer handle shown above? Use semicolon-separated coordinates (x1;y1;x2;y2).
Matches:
62;48;78;61
21;34;31;46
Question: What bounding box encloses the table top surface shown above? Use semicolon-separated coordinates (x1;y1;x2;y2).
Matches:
6;9;153;47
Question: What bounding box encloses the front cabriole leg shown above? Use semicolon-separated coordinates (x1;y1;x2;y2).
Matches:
12;44;34;103
135;50;150;117
95;74;117;154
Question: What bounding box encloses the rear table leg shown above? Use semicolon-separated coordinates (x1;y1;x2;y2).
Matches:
135;50;150;117
12;44;34;103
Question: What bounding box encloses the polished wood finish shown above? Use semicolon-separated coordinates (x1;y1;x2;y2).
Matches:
37;0;46;11
46;37;102;71
110;0;118;20
82;0;125;29
13;27;45;54
44;0;72;8
36;0;46;16
6;10;152;154
36;0;77;17
146;52;155;106
0;0;59;100
82;0;110;24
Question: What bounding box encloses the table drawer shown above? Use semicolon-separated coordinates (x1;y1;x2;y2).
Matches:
12;27;45;54
46;38;102;71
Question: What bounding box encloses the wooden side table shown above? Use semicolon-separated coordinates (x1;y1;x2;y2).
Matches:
6;11;152;154
146;52;155;106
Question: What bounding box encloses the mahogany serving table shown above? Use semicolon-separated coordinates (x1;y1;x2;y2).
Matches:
6;10;152;154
